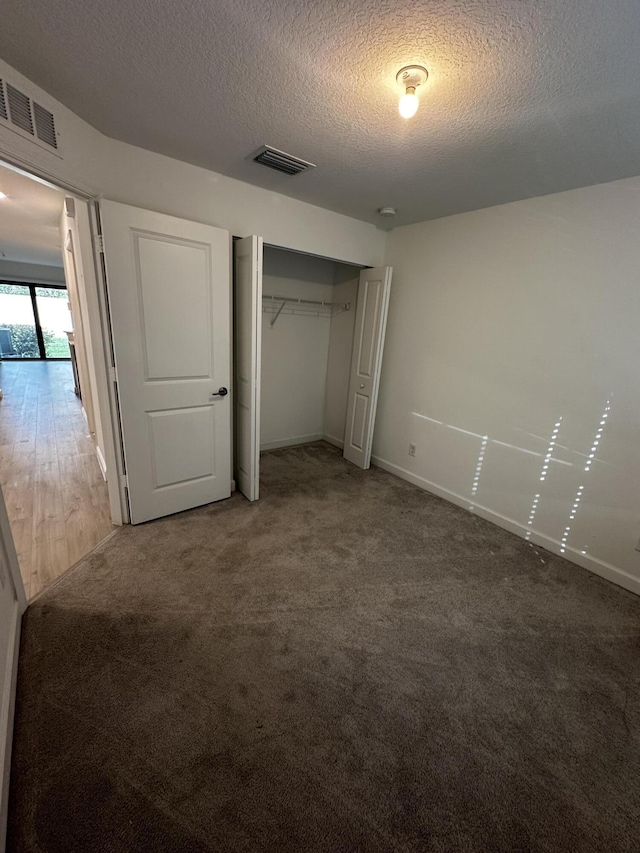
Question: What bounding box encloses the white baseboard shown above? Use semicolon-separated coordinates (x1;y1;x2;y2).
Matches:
0;603;21;853
322;433;344;450
371;454;640;597
261;433;323;452
96;445;107;482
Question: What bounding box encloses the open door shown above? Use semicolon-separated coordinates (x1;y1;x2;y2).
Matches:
100;201;232;524
234;236;263;501
343;266;392;469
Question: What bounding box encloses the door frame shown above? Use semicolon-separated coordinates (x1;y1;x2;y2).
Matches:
232;240;372;494
0;154;129;549
0;471;27;853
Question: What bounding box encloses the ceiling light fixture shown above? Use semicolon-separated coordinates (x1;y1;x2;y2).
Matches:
0;192;7;200
378;207;397;217
396;65;428;119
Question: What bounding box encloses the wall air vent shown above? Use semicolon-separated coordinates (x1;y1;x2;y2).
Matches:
0;79;61;157
253;145;315;176
6;84;33;135
33;102;57;149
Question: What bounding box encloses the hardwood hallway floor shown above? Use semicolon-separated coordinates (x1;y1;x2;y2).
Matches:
0;360;115;599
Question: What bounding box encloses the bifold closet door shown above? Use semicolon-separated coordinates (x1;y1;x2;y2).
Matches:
234;235;263;501
343;266;392;469
100;200;232;523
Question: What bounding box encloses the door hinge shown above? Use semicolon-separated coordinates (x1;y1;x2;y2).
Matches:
109;365;117;383
96;233;105;253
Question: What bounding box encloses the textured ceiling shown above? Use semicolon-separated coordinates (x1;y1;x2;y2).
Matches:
0;165;64;266
1;0;639;227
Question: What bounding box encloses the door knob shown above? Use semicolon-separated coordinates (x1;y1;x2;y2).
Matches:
211;386;228;399
359;383;365;389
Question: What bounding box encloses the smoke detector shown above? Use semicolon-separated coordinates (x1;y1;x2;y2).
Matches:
378;207;397;218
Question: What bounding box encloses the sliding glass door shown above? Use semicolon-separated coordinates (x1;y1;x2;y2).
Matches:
0;282;71;359
0;285;38;357
34;287;72;358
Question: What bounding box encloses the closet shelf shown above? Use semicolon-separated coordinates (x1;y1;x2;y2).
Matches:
262;294;350;326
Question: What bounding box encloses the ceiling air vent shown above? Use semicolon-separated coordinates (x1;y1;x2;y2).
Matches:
6;83;34;135
0;81;7;122
253;145;315;176
33;102;57;149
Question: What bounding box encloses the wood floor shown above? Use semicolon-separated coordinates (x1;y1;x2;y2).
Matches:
0;360;115;599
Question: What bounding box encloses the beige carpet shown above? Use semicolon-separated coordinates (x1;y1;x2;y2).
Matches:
8;442;640;851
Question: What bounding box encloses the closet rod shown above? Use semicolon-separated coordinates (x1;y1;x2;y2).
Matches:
262;294;346;309
262;293;351;327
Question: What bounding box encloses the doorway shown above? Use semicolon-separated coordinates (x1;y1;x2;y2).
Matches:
233;240;392;501
259;246;363;452
0;163;115;598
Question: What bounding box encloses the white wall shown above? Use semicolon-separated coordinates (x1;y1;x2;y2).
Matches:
0;59;384;268
260;249;334;449
377;176;640;594
0;259;64;284
323;276;358;447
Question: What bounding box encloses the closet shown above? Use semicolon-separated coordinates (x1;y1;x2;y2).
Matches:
260;247;360;452
234;239;392;501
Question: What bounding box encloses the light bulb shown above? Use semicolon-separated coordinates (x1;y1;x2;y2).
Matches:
399;87;419;119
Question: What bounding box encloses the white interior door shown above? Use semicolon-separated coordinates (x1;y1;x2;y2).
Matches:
343;266;392;469
234;236;263;501
100;201;232;524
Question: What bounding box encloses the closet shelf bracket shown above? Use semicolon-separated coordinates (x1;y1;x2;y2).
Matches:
270;301;286;327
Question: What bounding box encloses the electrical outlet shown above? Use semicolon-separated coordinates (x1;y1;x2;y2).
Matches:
408;443;417;457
